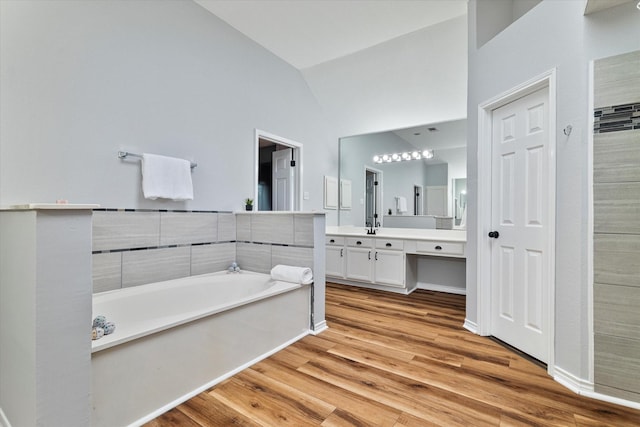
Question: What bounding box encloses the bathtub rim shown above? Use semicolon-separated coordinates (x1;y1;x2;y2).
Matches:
92;271;306;353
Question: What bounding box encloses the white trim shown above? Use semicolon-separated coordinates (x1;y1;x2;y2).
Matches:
463;318;479;334
0;407;11;427
254;129;304;211
417;282;466;295
128;330;310;427
476;69;557;373
587;60;595;384
310;321;328;335
554;366;640;411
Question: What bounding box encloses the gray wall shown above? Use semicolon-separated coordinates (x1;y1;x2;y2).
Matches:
303;14;467;139
467;0;640;382
0;0;337;222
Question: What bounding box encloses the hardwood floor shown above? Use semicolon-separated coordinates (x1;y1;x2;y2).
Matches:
146;283;640;426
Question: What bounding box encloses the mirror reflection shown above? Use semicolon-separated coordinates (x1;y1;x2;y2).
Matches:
338;119;466;229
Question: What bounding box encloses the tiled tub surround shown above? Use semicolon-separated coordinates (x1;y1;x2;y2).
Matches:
593;50;640;404
92;210;322;293
92;210;237;292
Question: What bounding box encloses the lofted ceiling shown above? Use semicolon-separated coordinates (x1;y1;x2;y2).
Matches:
193;0;468;70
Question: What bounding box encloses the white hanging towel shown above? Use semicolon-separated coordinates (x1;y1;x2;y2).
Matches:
141;153;194;201
270;264;313;285
396;196;408;213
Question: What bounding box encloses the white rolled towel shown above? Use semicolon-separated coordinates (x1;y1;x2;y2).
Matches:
270;265;313;285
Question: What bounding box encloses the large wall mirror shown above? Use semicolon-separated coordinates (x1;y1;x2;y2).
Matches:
338;119;467;228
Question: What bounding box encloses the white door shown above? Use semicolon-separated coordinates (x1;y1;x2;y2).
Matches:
272;148;293;211
425;186;447;216
490;87;550;363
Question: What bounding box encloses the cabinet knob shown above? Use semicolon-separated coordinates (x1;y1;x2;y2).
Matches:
368;250;371;260
330;239;335;243
435;245;442;250
375;251;378;261
386;243;392;247
356;241;362;245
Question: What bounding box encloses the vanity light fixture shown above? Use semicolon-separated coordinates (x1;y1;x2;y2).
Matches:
372;149;434;164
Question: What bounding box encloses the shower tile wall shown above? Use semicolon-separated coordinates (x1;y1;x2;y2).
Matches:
593;50;640;403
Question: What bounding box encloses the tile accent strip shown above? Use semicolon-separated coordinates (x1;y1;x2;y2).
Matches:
594;102;640;134
92;241;235;255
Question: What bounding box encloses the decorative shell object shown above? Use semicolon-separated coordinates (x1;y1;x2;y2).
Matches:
93;315;107;328
103;321;116;335
92;327;105;340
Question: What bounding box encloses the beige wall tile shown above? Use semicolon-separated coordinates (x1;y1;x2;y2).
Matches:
271;245;314;271
294;215;314;246
595;283;640;340
236;214;251;241
191;243;236;275
217;213;236;241
594;183;640;234
236;242;271;274
92;252;122;293
594;130;640;183
595;334;640;394
251;214;294;244
594;50;640;108
93;211;160;251
160;212;217;245
122;247;190;287
594;234;640;287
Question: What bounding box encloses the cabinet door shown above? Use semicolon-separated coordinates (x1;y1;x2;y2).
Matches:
326;246;345;278
345;247;373;282
374;250;405;287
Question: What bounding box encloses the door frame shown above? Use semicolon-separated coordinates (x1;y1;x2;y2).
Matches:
254;129;303;211
476;69;557;374
364;166;383;227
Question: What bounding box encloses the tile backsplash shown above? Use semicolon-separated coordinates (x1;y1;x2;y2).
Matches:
92;210;318;293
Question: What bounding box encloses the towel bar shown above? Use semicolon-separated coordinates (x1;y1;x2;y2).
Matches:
118;151;197;169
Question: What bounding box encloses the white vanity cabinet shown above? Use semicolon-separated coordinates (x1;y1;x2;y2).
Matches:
326;235;345;278
325;227;466;294
328;236;405;289
372;238;405;287
344;237;374;282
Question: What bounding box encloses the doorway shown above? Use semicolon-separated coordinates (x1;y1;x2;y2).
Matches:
414;185;423;216
255;130;302;211
364;167;382;227
477;70;556;369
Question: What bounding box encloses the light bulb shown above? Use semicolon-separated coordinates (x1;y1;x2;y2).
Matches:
402;152;410;160
422;149;433;159
412;151;420;159
392;153;400;161
382;154;391;162
373;155;381;163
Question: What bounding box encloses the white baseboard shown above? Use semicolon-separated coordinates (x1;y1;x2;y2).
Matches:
0;407;10;427
129;330;310;427
417;282;466;295
463;318;478;334
554;366;640;411
311;321;328;335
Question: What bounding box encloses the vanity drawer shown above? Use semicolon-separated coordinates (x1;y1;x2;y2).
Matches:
327;236;345;246
346;237;373;247
375;238;404;250
415;240;465;256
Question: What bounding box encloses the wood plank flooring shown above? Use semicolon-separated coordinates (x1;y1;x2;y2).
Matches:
146;283;640;426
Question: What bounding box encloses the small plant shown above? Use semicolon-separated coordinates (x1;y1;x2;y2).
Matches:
245;198;254;211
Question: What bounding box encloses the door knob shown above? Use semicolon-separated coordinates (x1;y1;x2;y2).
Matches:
488;231;500;239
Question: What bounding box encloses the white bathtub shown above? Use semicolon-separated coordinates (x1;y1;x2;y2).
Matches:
91;271;311;427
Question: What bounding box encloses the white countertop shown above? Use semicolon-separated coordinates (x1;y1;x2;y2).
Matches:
326;226;466;242
3;203;100;211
